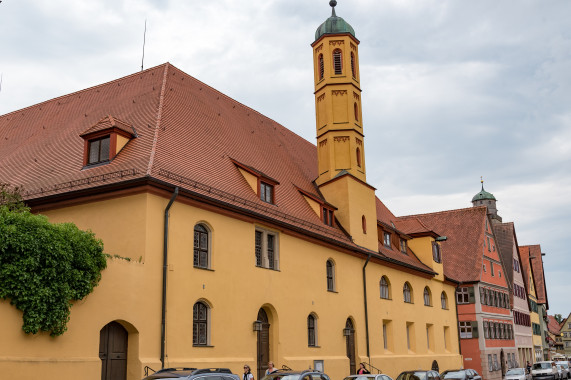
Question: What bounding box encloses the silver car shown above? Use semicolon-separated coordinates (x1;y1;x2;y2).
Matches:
344;374;394;380
505;368;532;380
555;363;570;379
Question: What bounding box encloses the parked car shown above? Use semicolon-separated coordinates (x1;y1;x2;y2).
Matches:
504;368;532;380
261;369;331;380
396;370;442;380
143;367;241;380
344;373;394;380
441;369;481;380
531;361;558;380
555;362;570;379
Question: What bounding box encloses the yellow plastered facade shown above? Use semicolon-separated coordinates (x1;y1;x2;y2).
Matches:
0;191;462;380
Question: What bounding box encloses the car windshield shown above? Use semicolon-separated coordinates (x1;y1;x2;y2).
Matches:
397;372;427;380
442;372;465;379
558;364;569;369
533;363;552;370
506;369;525;375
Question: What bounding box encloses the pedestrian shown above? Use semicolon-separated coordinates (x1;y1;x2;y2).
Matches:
526;361;532;374
266;361;278;375
244;364;254;380
357;363;370;375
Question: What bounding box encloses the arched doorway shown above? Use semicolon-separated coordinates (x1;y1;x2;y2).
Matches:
257;309;270;380
345;319;356;375
99;321;128;380
431;360;439;372
501;349;506;376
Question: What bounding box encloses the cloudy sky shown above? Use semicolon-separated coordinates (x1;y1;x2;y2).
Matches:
1;0;569;316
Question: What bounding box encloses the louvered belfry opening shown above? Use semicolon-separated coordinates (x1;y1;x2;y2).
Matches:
333;49;342;75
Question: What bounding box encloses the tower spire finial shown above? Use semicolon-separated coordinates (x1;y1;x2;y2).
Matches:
481;176;484;190
329;0;337;17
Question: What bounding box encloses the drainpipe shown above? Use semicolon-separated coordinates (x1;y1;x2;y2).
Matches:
161;187;179;369
362;252;372;365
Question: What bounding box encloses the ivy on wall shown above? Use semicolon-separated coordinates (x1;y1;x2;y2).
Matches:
0;185;107;336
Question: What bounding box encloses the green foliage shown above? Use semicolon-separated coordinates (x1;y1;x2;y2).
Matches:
0;182;28;212
0;206;107;336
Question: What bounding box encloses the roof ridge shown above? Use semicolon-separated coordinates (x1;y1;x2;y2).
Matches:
0;63;170;119
146;63;170;176
400;205;486;219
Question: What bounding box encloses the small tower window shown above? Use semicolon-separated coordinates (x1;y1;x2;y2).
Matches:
333;49;342;75
351;52;356;78
356;147;361;168
354;102;359;121
318;54;324;80
362;215;367;234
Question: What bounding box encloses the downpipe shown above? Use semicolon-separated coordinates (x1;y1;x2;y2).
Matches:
161;187;179;368
363;252;372;365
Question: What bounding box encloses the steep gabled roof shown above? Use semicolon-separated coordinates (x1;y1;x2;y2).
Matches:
398;207;489;282
0;63;437;276
521;245;548;307
493;222;516;287
547;315;562;335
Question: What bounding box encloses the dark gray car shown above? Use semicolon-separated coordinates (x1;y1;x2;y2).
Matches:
143;367;241;380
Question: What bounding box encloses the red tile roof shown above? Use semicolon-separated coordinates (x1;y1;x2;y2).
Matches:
0;63;435;275
547;315;561;335
518;246;533;295
398;207;489;282
520;244;548;305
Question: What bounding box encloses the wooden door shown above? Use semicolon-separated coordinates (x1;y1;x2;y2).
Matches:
345;319;356;375
257;309;270;380
100;321;128;380
501;349;506;376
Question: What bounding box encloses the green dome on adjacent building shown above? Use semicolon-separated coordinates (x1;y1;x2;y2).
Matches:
472;183;497;202
315;1;356;41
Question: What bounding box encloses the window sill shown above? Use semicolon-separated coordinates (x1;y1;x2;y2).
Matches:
309;345;321;348
194;266;214;272
380;297;392;301
424;304;433;307
327;290;338;294
255;265;280;272
193;344;214;348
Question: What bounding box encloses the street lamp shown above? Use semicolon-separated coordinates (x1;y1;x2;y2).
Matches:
253;320;263;332
343;327;352;337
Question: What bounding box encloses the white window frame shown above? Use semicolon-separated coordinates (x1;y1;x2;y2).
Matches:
383;232;391;247
255;228;279;270
459;321;472;339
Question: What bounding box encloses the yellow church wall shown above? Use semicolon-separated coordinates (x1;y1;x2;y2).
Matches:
407;237;445;282
0;190;462;380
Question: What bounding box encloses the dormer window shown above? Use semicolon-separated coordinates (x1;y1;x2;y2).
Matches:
323;207;334;227
80;115;137;168
260;182;274;203
88;136;110;165
400;239;407;254
383;232;391;247
432;242;442;263
231;159;279;205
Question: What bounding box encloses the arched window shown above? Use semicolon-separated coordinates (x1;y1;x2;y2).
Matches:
356;147;361;168
318;54;324;80
308;314;317;346
333;49;342;75
193;301;209;346
424;287;431;306
350;52;356;78
380;276;390;299
194;224;210;268
326;260;335;291
354;102;359;122
441;291;448;309
403;282;412;303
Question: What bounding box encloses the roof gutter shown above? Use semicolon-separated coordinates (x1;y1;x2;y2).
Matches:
362;252;372;363
161;186;178;369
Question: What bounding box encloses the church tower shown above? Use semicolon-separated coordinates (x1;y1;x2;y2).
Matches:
312;1;378;251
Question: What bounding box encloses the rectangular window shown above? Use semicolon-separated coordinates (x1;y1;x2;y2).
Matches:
459;321;472;339
488;354;493;371
493;354;499;371
260;182;274;203
426;324;433;351
444;326;450;351
255;228;278;270
382;319;392;351
490;261;495;276
484;321;489;339
322;208;334;226
383;322;388;349
400;239;407;253
487;237;491;251
383;232;391;247
456;287;469;304
88;136;110;165
432;242;441;263
406;322;414;351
